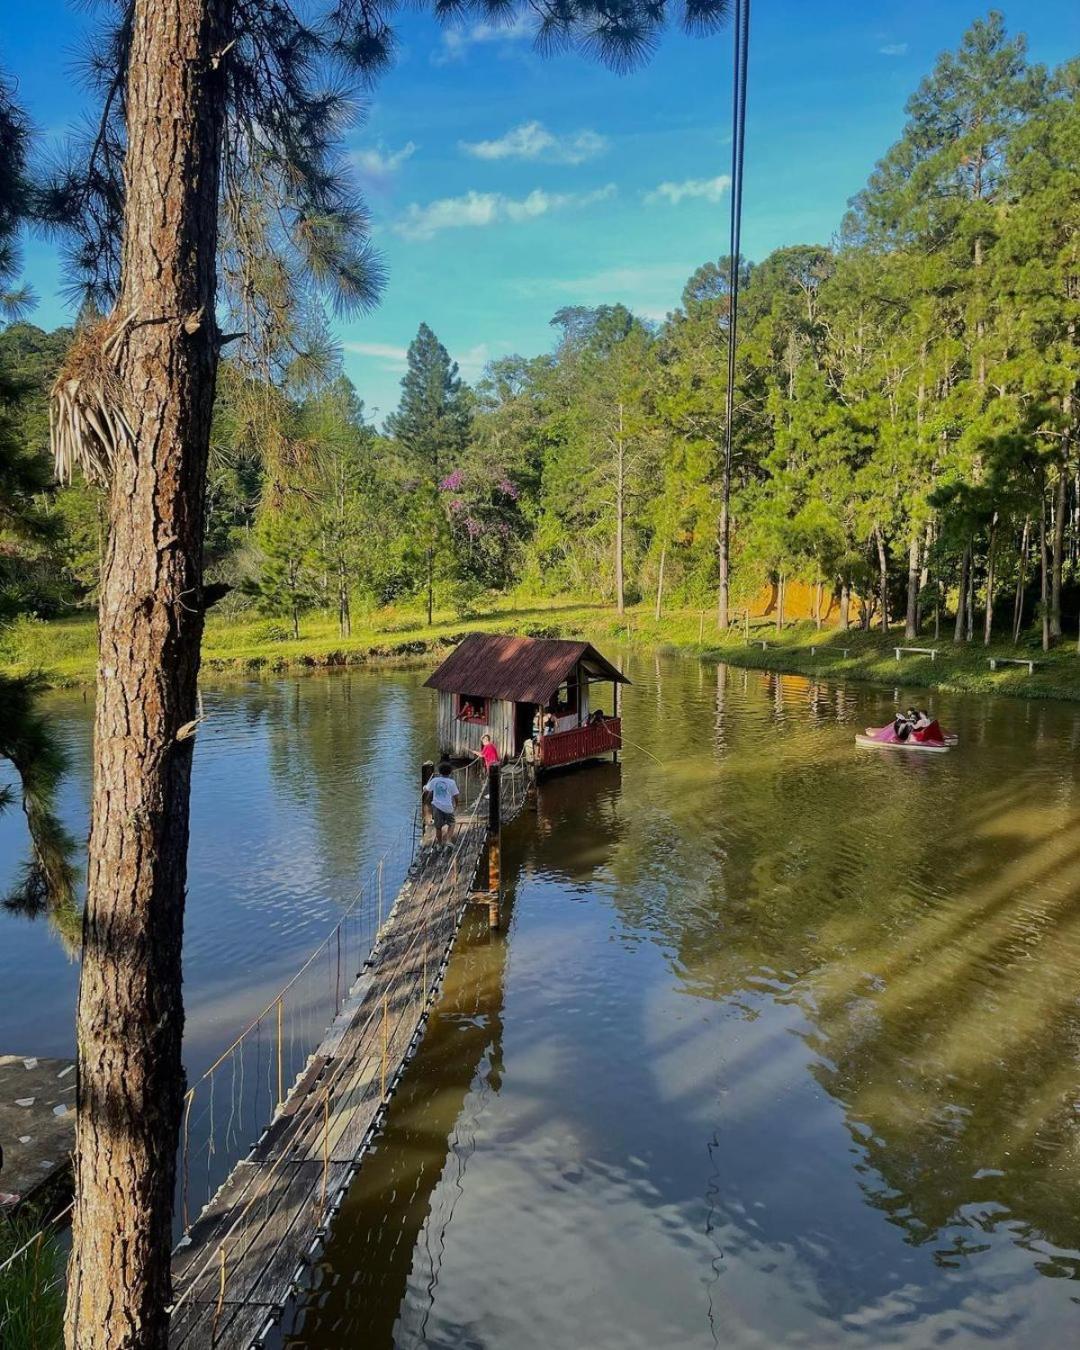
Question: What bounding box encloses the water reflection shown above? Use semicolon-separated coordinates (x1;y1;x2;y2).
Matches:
4;658;1080;1345
287;657;1080;1348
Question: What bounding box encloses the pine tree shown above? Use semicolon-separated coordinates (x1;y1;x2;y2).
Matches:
39;3;733;1337
0;73;78;937
386;323;471;622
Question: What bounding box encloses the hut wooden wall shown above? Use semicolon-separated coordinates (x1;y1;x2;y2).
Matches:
437;693;516;760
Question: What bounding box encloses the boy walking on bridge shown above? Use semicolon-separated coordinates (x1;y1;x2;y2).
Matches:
425;761;460;847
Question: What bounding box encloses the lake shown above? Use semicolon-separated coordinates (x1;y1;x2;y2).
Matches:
3;654;1080;1348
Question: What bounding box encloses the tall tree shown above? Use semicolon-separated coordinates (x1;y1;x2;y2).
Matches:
0;72;78;934
385;322;471;622
300;375;380;636
42;4;730;1345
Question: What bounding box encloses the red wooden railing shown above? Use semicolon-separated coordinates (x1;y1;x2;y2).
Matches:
536;718;621;768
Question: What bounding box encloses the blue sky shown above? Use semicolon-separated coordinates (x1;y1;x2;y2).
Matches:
4;2;1079;425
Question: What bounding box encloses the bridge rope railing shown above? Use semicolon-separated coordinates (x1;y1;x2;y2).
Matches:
175;810;423;1234
169;773;499;1319
174;745;532;1229
173;754;504;1236
2;755;527;1314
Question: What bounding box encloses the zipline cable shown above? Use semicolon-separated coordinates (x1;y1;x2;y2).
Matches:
720;0;750;628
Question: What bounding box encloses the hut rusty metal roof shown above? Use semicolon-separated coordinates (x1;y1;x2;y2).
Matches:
424;633;629;705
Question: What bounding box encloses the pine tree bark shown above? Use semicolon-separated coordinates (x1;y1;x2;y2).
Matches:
874;527;889;632
615;403;625;617
983;513;997;645
953;546;969;644
839;580;850;631
917;519;933;632
1040;491;1051;652
1050;457;1067;639
654;543;665;621
717;455;731;629
1013;517;1030;644
904;534;919;638
65;3;229;1349
338;559;351;638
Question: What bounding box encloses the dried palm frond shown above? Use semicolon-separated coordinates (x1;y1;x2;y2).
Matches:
50;310;138;485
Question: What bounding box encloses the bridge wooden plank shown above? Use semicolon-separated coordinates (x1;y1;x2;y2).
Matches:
169;1298;277;1350
169;787;515;1348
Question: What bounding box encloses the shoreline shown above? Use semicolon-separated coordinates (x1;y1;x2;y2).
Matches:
4;605;1079;705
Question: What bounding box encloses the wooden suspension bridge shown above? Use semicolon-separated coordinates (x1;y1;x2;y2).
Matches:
167;756;530;1349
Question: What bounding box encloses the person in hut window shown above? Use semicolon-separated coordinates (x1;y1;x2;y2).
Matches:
543;711;557;736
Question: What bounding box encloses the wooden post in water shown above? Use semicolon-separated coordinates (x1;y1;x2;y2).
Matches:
487;762;501;930
612;681;621;764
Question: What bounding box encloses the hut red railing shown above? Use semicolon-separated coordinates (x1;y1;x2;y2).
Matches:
535;718;621;769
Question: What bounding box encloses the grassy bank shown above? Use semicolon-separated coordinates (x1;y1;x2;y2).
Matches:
3;600;1080;703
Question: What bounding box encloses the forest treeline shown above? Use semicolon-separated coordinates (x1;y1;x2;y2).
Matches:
2;15;1078;651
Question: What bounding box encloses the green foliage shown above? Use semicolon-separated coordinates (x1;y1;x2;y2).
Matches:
0;17;1076;653
0;1209;65;1350
247;507;320;640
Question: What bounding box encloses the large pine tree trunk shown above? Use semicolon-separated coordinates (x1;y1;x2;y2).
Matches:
904;534;919;638
953;546;970;644
654;543;665;621
717;455;731;629
1013;517;1030;643
615;406;625;617
1040;493;1051;652
917;519;932;631
839;580;850;631
338;560;351;638
65;4;228;1349
1050;458;1067;639
874;528;889;632
983;514;997;645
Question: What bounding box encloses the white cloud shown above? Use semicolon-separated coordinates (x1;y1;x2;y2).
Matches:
645;175;731;206
342;340;409;374
394;184;616;240
879;42;908;56
456;343;492;380
460;121;608;165
434;13;533;64
351;141;417;181
343;341;408;361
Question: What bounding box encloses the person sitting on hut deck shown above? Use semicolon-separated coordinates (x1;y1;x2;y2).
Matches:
425;762;460;846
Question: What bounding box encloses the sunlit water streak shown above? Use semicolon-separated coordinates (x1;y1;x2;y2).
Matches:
4;656;1080;1346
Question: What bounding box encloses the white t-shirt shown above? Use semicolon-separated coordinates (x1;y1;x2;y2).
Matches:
428;775;460;814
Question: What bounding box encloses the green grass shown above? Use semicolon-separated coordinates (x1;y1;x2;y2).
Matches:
4;598;1080;704
0;1211;65;1350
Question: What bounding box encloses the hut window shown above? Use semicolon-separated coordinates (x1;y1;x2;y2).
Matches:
547;682;578;717
457;694;489;724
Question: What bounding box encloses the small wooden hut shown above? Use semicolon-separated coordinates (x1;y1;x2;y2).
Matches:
425;633;629;770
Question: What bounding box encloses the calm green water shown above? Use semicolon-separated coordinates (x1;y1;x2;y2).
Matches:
3;655;1080;1346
